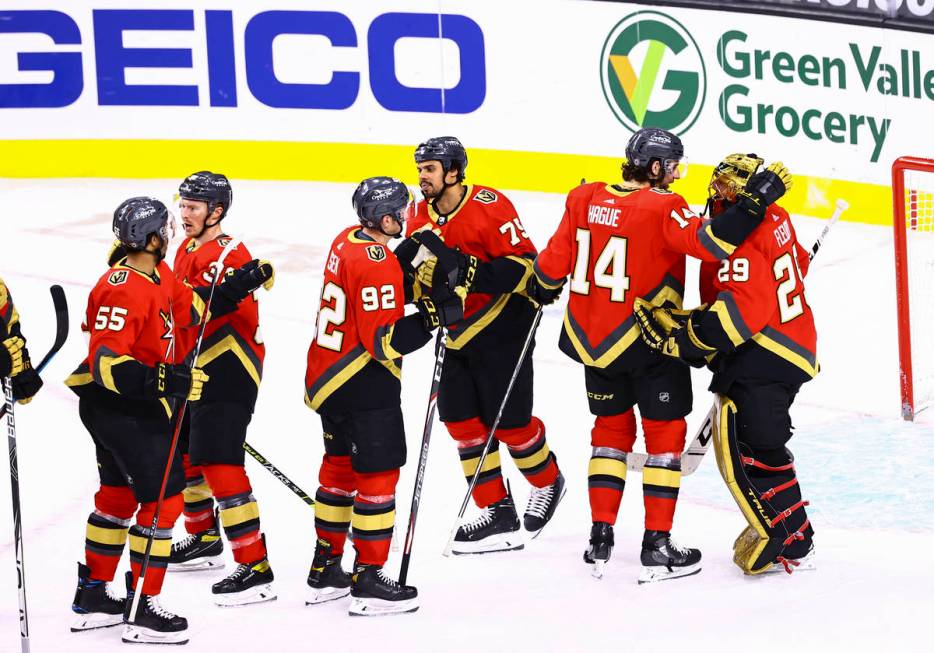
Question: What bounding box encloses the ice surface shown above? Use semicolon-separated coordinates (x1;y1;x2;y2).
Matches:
0;179;931;651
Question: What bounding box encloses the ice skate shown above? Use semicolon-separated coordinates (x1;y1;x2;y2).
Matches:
452;494;524;555
71;562;125;632
122;572;188;645
523;472;566;538
306;539;351;605
211;558;277;607
167;528;224;572
638;530;702;584
582;522;614;579
349;564;418;616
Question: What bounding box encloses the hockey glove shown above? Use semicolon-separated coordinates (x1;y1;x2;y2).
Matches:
526;275;565;307
633;298;713;368
0;335;25;378
219;259;275;303
11;361;42;404
411;231;478;292
735;162;793;218
415;286;465;330
150;363;209;401
393;236;422;276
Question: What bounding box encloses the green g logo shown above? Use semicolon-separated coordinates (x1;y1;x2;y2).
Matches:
600;11;706;135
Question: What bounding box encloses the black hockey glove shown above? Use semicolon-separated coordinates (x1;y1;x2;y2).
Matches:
411;231;478;292
0;335;25;379
11;359;42;404
415;286;465;330
218;259;275;303
393;236;421;276
526;275;565;307
148;363;209;401
735;162;792;218
633;298;713;368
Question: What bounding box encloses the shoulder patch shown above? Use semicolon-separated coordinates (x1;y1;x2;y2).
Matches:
366;244;387;262
650;188;673;195
218;237;232;247
473;189;498;204
108;270;129;286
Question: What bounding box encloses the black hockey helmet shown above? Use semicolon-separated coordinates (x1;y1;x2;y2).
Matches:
352;177;410;235
179;171;233;220
624;128;685;177
414;136;468;182
112;196;173;251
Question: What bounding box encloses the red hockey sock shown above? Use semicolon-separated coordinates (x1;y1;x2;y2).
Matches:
204;464;266;564
447;418;507;508
352;469;400;566
130;494;183;595
181;454;216;534
315;455;354;556
588;412;636;525
499;417;559;488
642;418;685;532
85;485;136;582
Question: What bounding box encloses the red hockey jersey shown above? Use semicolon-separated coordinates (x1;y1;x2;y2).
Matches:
697;203;818;384
174;235;264;403
66;259;205;415
304;227;406;413
534;182;736;370
406;184;536;350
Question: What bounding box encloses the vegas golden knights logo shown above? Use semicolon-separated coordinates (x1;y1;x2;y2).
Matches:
474;189;498;204
108;270;129;286
366;245;386;262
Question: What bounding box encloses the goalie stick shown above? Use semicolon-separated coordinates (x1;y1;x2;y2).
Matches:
3;284;69;652
628;199;847;477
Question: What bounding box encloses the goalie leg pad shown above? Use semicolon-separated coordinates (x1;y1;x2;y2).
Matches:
713;396;813;575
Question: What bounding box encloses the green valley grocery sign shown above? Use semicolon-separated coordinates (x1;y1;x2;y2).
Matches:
600;11;706;135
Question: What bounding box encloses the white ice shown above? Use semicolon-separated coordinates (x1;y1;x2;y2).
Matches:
0;179;931;652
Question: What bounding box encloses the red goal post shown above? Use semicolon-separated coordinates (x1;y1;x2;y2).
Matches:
893;156;934;421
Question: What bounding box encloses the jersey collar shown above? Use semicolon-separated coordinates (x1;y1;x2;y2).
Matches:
427;184;473;226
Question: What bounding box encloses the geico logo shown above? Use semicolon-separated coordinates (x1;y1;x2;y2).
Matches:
587;392;614;401
0;9;486;113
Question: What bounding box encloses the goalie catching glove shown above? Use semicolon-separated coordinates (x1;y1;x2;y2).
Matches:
633;298;714;367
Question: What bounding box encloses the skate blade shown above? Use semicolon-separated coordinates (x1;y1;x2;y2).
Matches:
70;611;124;632
638;562;702;585
167;555;225;573
122;624;189;645
305;586;351;605
451;532;525;555
526;487;568;540
591;560;606;579
348;596;419;617
213;583;277;607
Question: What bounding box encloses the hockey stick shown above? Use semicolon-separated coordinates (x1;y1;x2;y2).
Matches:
3;285;69;652
399;330;446;584
243;442;314;506
442;308;543;558
809;198;848;260
128;242;238;623
0;285;68;421
628;199;848;477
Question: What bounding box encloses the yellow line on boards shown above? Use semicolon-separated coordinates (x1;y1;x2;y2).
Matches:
0;139;892;225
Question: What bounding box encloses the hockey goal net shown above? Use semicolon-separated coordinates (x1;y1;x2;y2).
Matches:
893;156;934;420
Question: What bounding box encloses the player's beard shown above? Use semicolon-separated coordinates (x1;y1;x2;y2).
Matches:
420;181;441;200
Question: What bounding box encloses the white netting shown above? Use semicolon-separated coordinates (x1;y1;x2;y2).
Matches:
903;165;934;414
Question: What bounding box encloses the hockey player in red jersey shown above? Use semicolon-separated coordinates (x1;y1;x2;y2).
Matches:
167;171;276;607
66;197;273;644
304;177;463;616
404;136;566;554
530;128;791;582
1;277;43;403
636;153;816;575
